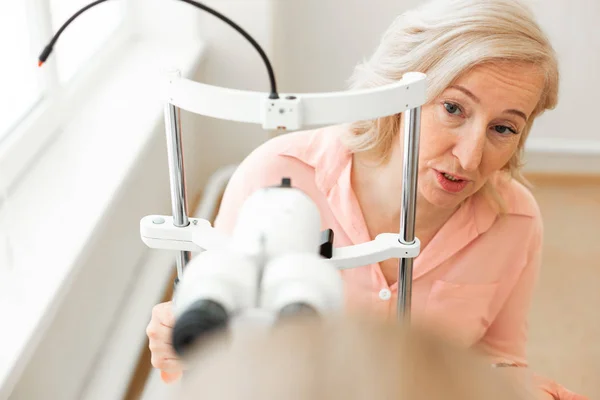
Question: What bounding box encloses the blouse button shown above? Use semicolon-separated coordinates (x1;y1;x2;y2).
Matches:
378;288;391;301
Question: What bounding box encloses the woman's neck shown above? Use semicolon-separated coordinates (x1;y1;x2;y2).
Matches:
351;150;456;249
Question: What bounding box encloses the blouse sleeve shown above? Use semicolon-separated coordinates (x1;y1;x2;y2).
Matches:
477;218;588;399
212;139;314;235
476;216;542;366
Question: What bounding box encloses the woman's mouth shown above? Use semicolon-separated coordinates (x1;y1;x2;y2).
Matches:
434;170;469;193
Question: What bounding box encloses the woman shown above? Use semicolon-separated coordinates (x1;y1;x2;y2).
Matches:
146;0;585;398
178;316;535;400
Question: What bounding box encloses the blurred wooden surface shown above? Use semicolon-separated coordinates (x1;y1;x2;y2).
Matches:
525;173;600;399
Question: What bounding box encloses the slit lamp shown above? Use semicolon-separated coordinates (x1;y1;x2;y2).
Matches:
39;0;427;356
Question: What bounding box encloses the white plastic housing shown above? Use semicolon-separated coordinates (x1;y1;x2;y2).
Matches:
172;250;259;318
262;96;302;130
140;184;421;269
260;253;344;314
140;220;421;268
331;234;421;269
162;71;427;131
140;215;229;252
231;185;322;259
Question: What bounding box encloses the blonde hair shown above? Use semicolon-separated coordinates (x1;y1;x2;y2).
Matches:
177;316;534;400
343;0;559;192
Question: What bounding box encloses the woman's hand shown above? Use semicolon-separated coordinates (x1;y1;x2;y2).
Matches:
146;301;183;383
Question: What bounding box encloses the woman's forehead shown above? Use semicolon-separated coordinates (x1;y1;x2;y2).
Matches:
446;63;545;117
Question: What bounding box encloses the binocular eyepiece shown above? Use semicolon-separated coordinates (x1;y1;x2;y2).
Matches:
172;299;229;356
172;298;321;356
171;178;342;357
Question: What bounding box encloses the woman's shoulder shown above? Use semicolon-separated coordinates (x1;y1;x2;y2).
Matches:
488;172;543;237
213;126;344;232
231;125;349;187
219;125;344;201
237;126;336;169
494;174;541;219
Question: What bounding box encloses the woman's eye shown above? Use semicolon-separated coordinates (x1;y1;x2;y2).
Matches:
493;125;517;135
443;102;462;115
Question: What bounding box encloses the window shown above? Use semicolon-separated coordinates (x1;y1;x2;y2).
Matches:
0;2;42;139
0;0;126;180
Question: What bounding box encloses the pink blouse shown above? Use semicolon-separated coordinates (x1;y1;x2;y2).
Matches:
213;124;586;400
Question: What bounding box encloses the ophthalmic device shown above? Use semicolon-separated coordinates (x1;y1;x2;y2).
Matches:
40;0;426;357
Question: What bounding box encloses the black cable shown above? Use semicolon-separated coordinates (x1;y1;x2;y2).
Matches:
38;0;279;99
38;0;107;66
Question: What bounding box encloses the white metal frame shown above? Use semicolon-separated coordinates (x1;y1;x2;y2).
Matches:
164;71;427;130
141;213;421;269
142;69;427;321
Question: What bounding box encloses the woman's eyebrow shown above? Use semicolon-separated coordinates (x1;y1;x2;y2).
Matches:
503;109;528;122
448;84;481;104
448;85;528;121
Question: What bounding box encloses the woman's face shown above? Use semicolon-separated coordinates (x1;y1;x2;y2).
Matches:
410;62;545;210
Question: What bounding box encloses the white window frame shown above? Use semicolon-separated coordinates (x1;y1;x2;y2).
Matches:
0;0;207;396
0;0;133;194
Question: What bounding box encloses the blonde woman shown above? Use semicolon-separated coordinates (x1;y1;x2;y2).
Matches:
177;316;536;400
146;0;585;398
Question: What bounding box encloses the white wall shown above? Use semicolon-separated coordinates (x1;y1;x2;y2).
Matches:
528;0;600;142
188;0;276;186
273;0;600;144
273;0;420;93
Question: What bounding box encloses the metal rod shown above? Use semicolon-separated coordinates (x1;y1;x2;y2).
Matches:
175;251;191;281
164;72;191;279
397;106;421;321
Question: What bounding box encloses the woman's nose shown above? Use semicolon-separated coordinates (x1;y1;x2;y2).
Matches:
451;127;486;172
